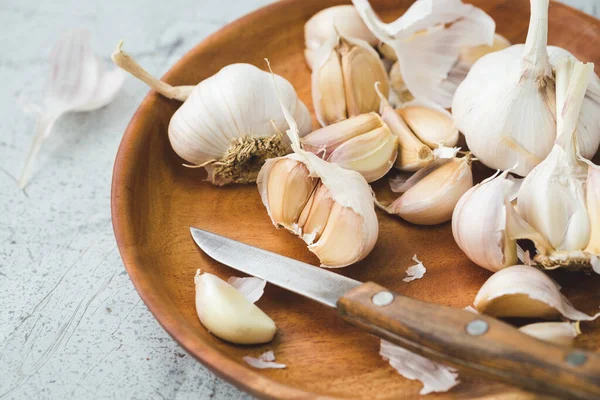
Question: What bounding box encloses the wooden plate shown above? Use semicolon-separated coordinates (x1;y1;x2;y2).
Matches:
111;0;600;398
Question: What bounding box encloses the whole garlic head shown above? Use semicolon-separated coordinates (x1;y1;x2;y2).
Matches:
112;44;312;186
452;0;600;176
312;34;389;127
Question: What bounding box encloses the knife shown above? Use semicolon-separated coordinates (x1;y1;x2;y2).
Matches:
190;227;600;399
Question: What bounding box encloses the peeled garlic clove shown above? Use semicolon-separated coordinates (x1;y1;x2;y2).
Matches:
381;155;473;225
585;164;600;254
112;43;312;186
519;322;581;345
398;100;459;149
452;171;518;272
301;112;383;156
304;5;378;58
377;84;432;172
258;157;316;231
327;125;397;183
473;265;600;320
194;271;276;344
458;33;511;69
312;34;388;126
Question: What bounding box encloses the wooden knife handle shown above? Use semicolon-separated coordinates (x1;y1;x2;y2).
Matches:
337;282;600;400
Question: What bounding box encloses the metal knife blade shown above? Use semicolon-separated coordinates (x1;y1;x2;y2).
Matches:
190;227;361;307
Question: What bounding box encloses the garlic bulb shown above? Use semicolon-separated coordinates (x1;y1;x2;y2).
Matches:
352;0;495;107
516;59;598;269
519;322;581;345
376;85;433;172
473;265;600;320
112;42;311;186
379;153;473;225
397;99;459;149
453;0;600;176
194;271;276;344
257;67;379;268
304;5;377;70
311;34;389;126
300;112;397;182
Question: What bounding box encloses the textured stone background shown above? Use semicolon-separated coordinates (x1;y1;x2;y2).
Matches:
0;1;596;399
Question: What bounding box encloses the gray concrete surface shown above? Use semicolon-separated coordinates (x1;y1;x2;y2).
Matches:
0;0;597;399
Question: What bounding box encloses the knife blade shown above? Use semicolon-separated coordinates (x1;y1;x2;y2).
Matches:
190;227;600;400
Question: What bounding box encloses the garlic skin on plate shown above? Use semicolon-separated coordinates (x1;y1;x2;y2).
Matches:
304;5;378;70
257;68;379;268
300;112;398;183
453;0;600;177
352;0;495;108
112;43;311;186
312;33;389;127
516;59;600;270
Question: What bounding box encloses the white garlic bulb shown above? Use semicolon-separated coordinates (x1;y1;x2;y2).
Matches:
352;0;495;107
516;59;597;268
257;70;379;267
452;0;600;176
194;271;276;344
112;43;311;186
379;152;473;225
473;265;600;321
304;5;378;70
311;34;389;126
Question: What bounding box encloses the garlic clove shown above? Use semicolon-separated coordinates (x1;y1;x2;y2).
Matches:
389;61;414;104
452;171;519;272
473;265;600;320
327;125;397;183
585;164;600;254
519;322;581;345
304;5;378;57
194;271;276;345
301;112;383;157
312;34;388;126
297;183;334;244
381;155;473;225
376;84;433;172
458;33;511;69
398;100;459;149
259;157;316;231
377;42;397;62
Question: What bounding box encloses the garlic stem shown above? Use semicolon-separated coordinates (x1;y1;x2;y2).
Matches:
522;0;551;76
111;41;194;101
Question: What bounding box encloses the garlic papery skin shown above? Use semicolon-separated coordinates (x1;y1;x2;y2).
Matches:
380;155;473;225
516;60;593;268
452;0;600;177
473;265;600;320
397;99;459;149
312;34;389;126
352;0;495;107
377;85;433;172
112;43;311;186
194;271;276;345
519;322;581;345
452;171;519;272
257;65;379;268
304;5;378;70
299;112;397;182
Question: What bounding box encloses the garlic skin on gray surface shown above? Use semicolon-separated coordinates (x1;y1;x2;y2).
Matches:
257;68;379;268
304;5;378;70
453;0;600;176
516;59;599;270
112;43;311;186
300;112;397;182
311;33;389;127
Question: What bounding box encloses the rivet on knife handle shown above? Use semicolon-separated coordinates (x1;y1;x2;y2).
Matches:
337;282;600;400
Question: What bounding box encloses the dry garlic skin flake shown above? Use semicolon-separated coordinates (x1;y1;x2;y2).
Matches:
194;272;276;345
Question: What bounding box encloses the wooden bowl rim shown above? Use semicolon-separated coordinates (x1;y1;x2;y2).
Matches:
111;1;598;399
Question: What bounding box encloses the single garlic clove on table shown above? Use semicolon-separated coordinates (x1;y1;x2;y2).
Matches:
194;271;276;345
312;34;389;126
112;43;312;186
473;265;600;320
